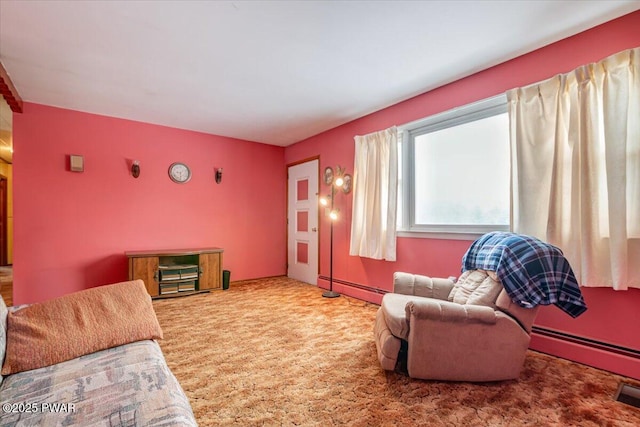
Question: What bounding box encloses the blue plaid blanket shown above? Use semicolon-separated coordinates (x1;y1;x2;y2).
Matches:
462;232;587;318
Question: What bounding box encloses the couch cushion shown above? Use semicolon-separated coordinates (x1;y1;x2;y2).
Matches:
380;293;420;340
0;340;196;426
448;270;503;308
1;279;163;375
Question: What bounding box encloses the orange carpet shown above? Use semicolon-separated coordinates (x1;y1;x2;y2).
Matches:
153;276;640;426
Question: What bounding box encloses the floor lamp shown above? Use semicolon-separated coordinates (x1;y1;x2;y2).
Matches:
320;165;352;298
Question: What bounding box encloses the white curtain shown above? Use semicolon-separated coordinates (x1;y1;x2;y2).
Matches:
349;126;398;261
508;47;639;290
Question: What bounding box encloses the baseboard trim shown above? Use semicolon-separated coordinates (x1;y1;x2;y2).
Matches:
532;326;640;360
233;274;288;284
317;275;388;295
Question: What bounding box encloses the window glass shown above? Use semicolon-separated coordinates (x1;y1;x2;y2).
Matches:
414;113;509;225
398;95;510;235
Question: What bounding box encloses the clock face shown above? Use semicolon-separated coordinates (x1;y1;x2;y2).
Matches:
168;162;191;183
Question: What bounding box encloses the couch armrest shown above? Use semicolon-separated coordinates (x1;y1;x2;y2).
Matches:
405;299;497;324
393;272;455;300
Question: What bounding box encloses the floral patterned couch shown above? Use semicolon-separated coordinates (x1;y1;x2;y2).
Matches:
0;280;197;426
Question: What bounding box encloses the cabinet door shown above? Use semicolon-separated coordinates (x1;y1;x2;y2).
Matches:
130;257;160;297
199;252;221;290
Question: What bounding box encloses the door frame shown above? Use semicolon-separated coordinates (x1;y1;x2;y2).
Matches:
0;174;7;266
286;156;320;284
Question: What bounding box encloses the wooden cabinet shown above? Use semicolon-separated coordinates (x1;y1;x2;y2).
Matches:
198;252;221;290
126;248;223;298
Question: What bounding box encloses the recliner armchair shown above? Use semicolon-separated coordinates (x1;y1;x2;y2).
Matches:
374;269;539;382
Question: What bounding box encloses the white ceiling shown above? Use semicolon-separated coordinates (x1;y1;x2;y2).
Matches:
1;1;638;147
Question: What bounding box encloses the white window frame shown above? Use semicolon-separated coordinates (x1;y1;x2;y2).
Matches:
397;94;509;240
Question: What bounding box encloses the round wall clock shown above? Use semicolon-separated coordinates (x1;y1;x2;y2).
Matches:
168;162;191;183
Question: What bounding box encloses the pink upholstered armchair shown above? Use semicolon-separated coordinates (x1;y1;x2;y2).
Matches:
374;270;539;381
373;232;586;382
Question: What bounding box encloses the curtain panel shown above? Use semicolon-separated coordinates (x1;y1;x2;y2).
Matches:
349;127;398;261
508;47;639;290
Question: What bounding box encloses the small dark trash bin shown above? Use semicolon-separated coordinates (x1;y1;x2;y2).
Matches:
222;270;231;290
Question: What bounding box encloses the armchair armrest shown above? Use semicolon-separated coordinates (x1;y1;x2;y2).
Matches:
393;272;455;300
405;299;497;325
404;299;529;381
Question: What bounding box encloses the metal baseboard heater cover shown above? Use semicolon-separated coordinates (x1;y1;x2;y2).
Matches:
615;382;640;408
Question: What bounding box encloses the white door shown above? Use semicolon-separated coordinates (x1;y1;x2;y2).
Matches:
287;159;319;285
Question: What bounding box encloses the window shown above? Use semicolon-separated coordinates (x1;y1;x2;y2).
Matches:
398;95;510;237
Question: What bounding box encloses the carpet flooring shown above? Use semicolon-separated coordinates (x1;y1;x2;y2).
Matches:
152;276;640;426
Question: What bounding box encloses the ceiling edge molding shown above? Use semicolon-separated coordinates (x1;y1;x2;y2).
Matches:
0;61;23;113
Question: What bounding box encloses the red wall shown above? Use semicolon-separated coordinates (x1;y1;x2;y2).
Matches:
285;11;640;379
11;11;640;379
13;103;286;304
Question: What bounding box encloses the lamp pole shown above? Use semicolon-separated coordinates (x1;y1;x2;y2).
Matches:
323;182;340;298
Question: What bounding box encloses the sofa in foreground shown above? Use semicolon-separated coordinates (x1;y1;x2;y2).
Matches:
0;280;196;426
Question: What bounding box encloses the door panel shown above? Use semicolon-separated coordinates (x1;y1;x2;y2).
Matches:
130;257;159;296
199;252;221;290
287;159;318;285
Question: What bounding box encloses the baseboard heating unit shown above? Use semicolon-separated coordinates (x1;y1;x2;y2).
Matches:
615;383;640;408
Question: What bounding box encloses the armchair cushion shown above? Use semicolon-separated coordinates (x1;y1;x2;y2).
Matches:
406;298;497;324
448;269;503;309
380;293;416;340
393;272;454;299
374;309;402;371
